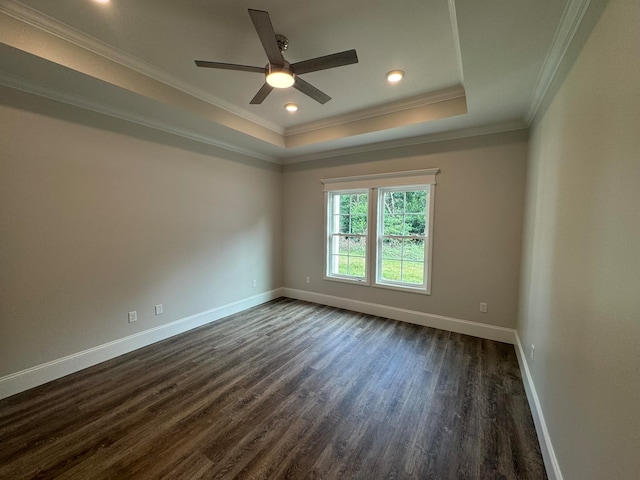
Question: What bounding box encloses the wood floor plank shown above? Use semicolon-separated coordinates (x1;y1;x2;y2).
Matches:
0;298;547;479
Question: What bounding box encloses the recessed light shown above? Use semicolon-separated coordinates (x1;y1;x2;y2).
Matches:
94;0;110;4
386;70;405;83
284;103;298;112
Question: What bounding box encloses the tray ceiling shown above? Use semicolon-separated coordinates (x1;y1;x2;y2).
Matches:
0;0;578;163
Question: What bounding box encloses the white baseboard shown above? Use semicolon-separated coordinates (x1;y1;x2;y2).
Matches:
0;288;284;400
514;332;563;480
282;288;516;344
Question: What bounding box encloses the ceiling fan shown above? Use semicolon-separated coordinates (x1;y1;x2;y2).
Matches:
195;9;359;105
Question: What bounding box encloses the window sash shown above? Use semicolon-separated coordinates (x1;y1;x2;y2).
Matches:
378;237;427;287
376;186;431;291
325;191;369;283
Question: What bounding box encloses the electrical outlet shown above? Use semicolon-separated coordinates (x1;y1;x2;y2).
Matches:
479;302;488;313
305;276;311;284
252;279;257;288
530;344;536;362
155;304;163;315
128;311;137;323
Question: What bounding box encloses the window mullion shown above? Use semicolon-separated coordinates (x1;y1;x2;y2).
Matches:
367;187;376;286
376;187;384;286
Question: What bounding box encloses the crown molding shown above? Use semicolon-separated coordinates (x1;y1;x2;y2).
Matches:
284;86;466;137
0;72;280;164
0;0;285;135
447;0;465;87
525;0;592;124
282;120;527;165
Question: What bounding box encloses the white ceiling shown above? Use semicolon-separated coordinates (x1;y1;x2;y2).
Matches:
0;0;580;163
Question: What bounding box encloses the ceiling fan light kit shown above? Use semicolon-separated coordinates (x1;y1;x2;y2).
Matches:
194;9;358;105
266;64;295;88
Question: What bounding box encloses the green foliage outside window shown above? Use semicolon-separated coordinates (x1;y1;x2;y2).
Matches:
380;189;428;285
330;192;368;278
339;193;368;234
382;190;427;235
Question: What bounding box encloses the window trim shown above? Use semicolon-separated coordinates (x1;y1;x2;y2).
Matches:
321;169;439;191
322;169;439;294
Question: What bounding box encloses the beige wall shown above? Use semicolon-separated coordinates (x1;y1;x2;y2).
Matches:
519;0;640;478
282;130;528;328
0;91;282;377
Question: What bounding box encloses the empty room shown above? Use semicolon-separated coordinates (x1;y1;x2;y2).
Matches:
0;0;638;479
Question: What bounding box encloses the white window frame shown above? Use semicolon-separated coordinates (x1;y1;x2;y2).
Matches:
324;189;371;285
322;169;438;294
375;185;434;294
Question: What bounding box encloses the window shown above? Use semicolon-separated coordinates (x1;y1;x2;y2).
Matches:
323;169;438;293
326;190;369;282
377;187;430;290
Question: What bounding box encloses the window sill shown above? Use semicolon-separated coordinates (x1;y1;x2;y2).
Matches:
373;281;431;295
324;275;370;286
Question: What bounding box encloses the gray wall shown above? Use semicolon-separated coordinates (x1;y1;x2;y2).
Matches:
0;91;283;377
519;0;640;477
282;130;528;329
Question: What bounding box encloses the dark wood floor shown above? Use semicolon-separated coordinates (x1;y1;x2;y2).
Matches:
0;298;546;479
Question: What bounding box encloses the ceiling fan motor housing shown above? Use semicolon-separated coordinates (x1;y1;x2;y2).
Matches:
275;35;289;53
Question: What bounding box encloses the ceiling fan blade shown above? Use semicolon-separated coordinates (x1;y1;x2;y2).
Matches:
248;9;284;67
293;77;331;104
291;49;358;75
195;60;265;74
250;83;274;104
